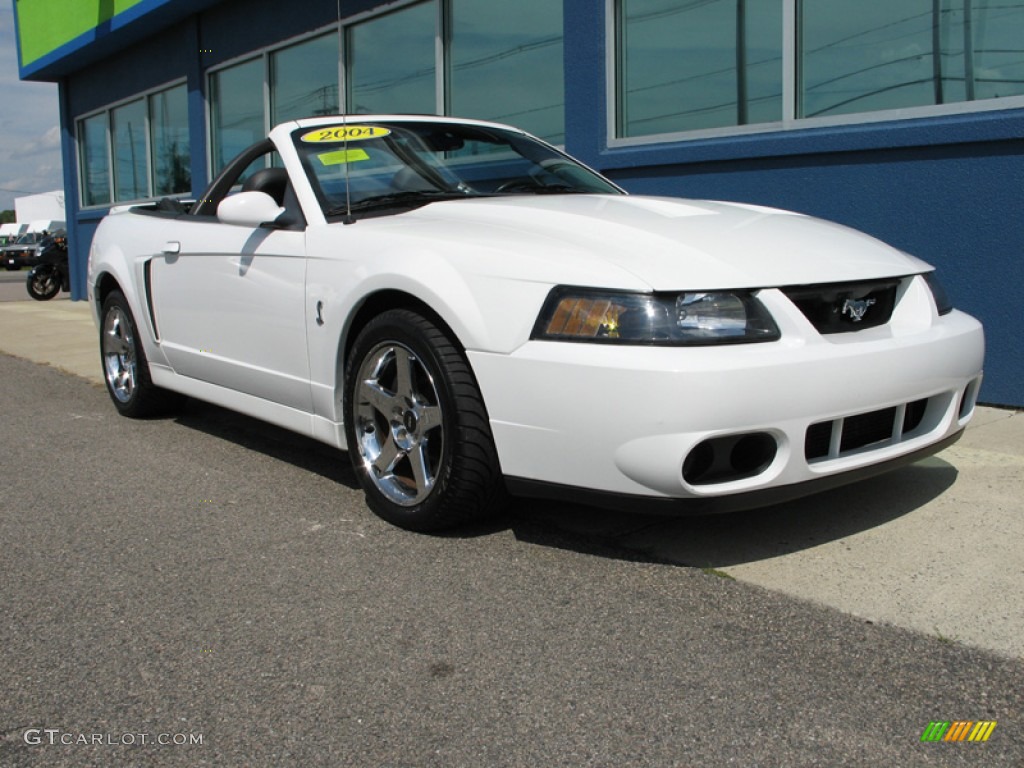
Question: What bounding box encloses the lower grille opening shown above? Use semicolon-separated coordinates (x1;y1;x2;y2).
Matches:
805;397;931;462
840;406;897;453
903;398;928;433
958;378;980;420
805;422;832;461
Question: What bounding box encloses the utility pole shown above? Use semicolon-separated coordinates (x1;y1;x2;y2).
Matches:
932;0;944;104
963;0;976;100
736;0;748;124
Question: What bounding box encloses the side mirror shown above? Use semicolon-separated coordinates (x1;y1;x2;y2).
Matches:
217;191;287;228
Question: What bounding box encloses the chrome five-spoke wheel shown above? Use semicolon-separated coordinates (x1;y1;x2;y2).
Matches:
344;309;504;531
102;304;137;404
354;342;444;506
98;289;180;417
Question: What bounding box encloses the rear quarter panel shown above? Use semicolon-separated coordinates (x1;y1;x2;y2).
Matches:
89;210;178;368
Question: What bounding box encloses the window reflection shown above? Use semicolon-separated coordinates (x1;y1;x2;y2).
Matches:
211;58;265;173
272;33;340;124
802;0;947;117
617;0;1024;137
972;0;1024;100
450;0;564;143
206;1;569;178
80;114;111;207
798;0;1024;118
618;0;783;137
150;84;191;196
347;2;438;115
112;99;148;201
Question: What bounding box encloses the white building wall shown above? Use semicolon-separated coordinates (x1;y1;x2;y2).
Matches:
15;190;66;224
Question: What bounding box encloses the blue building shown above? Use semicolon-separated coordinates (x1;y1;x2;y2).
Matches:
15;0;1024;405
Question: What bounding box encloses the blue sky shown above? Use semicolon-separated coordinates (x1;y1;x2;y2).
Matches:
0;4;62;211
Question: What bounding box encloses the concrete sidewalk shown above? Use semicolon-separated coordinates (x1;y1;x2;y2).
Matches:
0;297;102;385
1;296;1021;658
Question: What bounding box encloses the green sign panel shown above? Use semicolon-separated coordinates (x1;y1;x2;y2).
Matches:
16;0;147;67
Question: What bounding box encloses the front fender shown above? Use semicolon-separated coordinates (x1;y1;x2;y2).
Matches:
339;253;551;354
304;236;554;422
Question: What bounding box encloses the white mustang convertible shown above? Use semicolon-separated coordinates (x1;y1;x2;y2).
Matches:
88;116;984;531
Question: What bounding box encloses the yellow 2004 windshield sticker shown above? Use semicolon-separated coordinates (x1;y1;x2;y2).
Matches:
301;125;391;143
317;148;370;166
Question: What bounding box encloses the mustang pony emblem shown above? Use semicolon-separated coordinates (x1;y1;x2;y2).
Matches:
841;297;876;322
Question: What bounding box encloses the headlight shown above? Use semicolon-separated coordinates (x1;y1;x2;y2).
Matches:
532;287;780;345
923;271;953;315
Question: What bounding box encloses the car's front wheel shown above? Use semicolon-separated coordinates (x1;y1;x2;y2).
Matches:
343;309;504;531
100;290;181;417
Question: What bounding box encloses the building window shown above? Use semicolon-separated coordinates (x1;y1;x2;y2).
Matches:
449;0;564;142
271;32;340;124
800;0;1024;118
969;0;1024;100
615;0;1024;141
77;81;191;208
111;99;148;202
347;2;438;115
207;2;566;167
210;32;342;174
151;84;191;197
210;57;265;174
617;0;782;137
80;113;111;207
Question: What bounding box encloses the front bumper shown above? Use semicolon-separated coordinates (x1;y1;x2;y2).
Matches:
469;305;984;505
3;251;32;269
504;427;965;515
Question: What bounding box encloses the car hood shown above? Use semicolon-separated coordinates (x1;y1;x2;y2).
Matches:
398;195;929;289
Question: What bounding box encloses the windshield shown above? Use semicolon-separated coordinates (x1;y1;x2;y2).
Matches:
292;120;622;219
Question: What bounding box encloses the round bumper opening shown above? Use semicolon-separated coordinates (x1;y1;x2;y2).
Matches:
683;432;778;486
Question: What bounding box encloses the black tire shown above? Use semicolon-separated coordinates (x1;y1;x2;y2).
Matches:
26;267;60;300
99;290;182;418
343;309;504;531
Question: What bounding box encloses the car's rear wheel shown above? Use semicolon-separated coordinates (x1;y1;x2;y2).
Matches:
343;309;504;531
100;290;181;417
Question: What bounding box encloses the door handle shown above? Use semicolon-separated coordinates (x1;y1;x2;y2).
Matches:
162;241;181;254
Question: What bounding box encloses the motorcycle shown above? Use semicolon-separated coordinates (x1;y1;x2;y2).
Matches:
25;235;69;301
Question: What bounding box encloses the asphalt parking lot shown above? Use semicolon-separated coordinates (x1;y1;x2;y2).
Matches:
1;294;1021;766
0;294;1020;657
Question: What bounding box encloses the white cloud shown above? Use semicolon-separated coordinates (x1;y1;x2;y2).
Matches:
17;125;62;156
0;5;63;210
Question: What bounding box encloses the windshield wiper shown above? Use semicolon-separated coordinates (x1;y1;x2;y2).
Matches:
495;182;585;195
527;184;585;194
327;189;472;217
